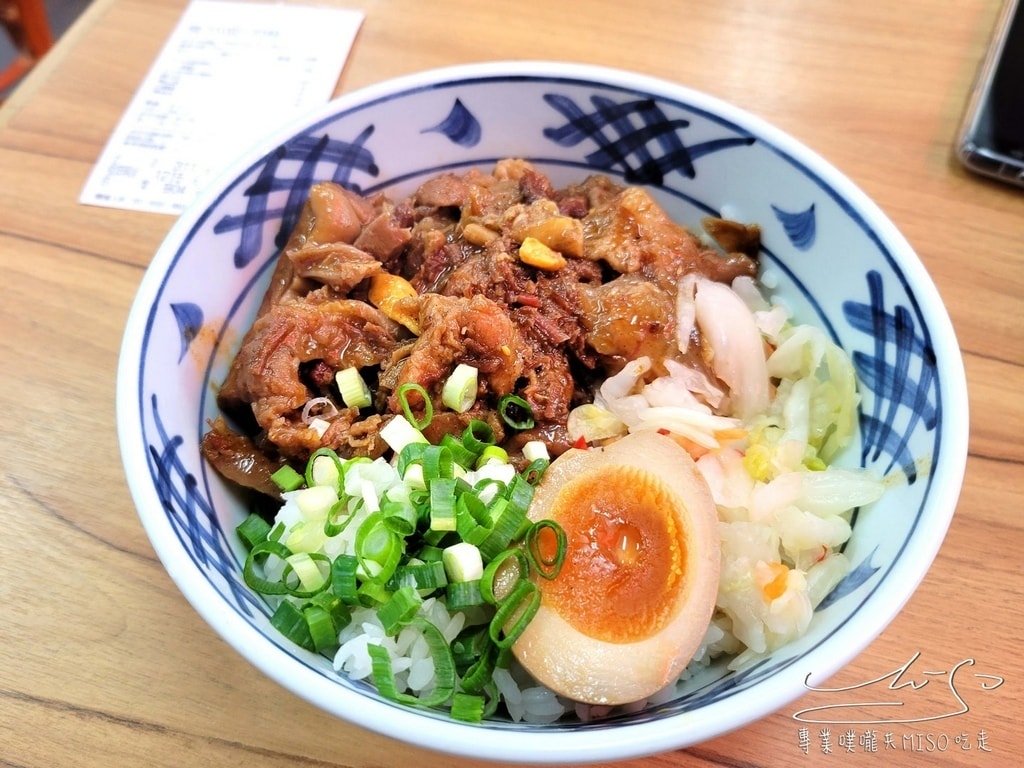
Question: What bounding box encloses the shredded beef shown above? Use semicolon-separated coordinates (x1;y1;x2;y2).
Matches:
203;161;760;497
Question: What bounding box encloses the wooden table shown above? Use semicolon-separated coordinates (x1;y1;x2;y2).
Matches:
2;0;1021;765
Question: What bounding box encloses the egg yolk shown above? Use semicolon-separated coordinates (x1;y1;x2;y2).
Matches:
538;464;687;644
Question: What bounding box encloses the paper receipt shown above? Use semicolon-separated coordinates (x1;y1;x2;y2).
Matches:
80;0;363;215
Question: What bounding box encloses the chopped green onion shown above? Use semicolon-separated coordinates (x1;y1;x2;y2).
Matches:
442;363;479;413
463;487;492;525
396;441;429;475
252;377;568;722
525;519;567;579
303;603;339;652
459;634;498;693
451;627;487;672
478;681;501;718
387;560;448;592
270;464;305;492
420;444;455;481
402;462;427;491
283;522;323;557
521;440;550;463
336;366;373;408
474;444;508;468
461;419;495;453
445;579;484;610
355;512;403;585
418;544;444;563
368;618;455;707
504;473;536;517
381;496;419;537
494;645;515;670
488;579;540;650
442;541;484;582
283;551;331;597
323;498;358;537
368;644;396;696
270;600;314;651
380;413;429;454
512;516;533;544
522;457;550;486
397;382;433;430
377;585;422;634
421;527;453;547
308;590;352;634
480;548;529;604
358;478;381;515
331;554;360;604
450;692;486;723
305;447;344;491
455;492;491;547
242;539;293;595
236;513;271;550
357;579;392;607
472;477;507;507
439;433;478;469
497;394;535;430
476;498;527;561
407;485;430;509
428;477;458;531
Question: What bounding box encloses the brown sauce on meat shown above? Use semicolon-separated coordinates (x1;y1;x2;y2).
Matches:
202;159;759;496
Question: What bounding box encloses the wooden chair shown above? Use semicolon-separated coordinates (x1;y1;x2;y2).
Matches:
1;0;54;95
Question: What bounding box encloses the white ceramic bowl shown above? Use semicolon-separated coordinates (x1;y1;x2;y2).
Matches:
117;61;968;764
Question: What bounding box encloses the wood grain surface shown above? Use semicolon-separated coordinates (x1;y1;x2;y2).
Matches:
1;1;1020;766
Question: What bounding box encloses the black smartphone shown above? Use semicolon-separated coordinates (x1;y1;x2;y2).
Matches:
957;0;1024;188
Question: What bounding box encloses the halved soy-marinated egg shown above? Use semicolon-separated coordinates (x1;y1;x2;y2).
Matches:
512;430;721;706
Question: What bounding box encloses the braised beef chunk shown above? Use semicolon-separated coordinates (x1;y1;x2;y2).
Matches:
200;417;287;499
353;207;413;261
287;243;382;292
218;298;402;462
578;275;680;375
414;173;470;208
391;294;525;413
205;162;760;497
700;216;762;260
518;166;557;203
287;182;377;249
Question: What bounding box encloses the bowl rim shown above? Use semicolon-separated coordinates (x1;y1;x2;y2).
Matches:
116;59;970;764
